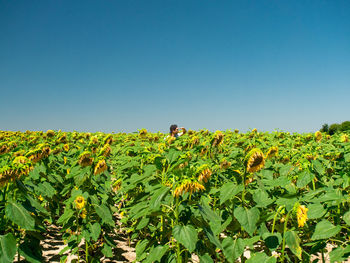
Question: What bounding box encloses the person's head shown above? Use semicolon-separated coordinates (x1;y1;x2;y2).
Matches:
170;124;178;135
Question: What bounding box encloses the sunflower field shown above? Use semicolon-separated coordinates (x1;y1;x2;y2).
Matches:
0;129;349;263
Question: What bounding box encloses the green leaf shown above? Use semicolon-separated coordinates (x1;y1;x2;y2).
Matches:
101;243;113;258
296;171;314;188
5;201;35;230
199;253;214;263
307;203;326;219
275;197;298;212
198;202;222;234
263;233;282;250
311;220;341;240
234;206;260;237
203;226;223;250
90;223;101;242
136;240;149;261
149;186;170;211
285;231;302;259
144;245;169;263
222;237;245;263
95;204;114;226
219;183;243;205
246;252;276;263
37;182;56;198
252;189;274;207
173;225;198;253
343;211;350;226
312;160;325;175
136;217;150;230
329;245;350;263
57;208;74;225
0;233;17;263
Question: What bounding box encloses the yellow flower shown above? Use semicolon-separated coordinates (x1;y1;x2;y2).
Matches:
80;208;87;219
266;146;278;159
173;180;205;197
315;131;322;142
63;144;69;152
78;151;94;167
340;134;349;143
74;196;85;210
38;195;44;201
94;159;107;175
197;166;212;183
67;169;70;175
246;148;265;173
297;205;308;227
211;131;224;147
64;156;67;164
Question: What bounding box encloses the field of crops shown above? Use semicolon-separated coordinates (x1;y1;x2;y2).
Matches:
0;129;349;263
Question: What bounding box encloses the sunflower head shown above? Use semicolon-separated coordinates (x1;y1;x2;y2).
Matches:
0;144;10;155
211;131;224;147
266;146;278;159
245;148;265;173
220;159;231;169
173;179;205;197
296;205;308;227
103;135;113;145
94;159;108;175
46;130;55;138
340;134;349;143
99;144;112;157
139;128;148;137
78;151;94;167
74;196;85;210
197;165;212;183
80;208;87;219
63;144;70;152
315;131;322;142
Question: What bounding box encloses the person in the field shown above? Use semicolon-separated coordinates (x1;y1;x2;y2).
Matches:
169;124;186;138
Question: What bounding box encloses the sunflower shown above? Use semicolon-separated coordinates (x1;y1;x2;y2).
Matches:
78;151;94;167
266;146;278;159
197;166;212;183
246;148;265;173
296;205;308;227
46;130;55;137
315;131;322;142
63;144;69;152
211;131;224;147
139;128;147;137
220;159;231;169
74;196;85;210
0;144;10;155
173;179;205;197
94;159;108;175
80;208;87;219
340;134;349;143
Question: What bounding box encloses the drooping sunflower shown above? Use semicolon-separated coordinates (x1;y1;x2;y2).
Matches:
340;134;349;143
74;196;85;210
296;205;308;227
173;179;205;197
80;208;87;219
211;131;224;147
78;151;94;167
245;148;265;173
46;130;55;138
99;144;112;157
94;159;108;175
266;146;278;159
138;128;148;137
197;165;212;183
63;144;70;152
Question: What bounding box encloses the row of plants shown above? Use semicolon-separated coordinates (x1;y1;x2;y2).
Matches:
0;129;349;262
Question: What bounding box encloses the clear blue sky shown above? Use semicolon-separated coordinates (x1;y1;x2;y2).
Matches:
1;0;349;133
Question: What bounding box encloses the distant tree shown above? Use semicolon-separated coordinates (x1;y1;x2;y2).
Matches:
320;123;329;133
328;123;340;135
340;121;350;132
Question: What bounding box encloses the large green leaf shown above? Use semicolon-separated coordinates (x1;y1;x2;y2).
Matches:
312;160;325;175
222;237;245;263
0;233;17;263
234;206;260;237
307;203;326;219
285;231;302;259
149;186;170;211
173;225;198;253
311;220;341;240
252;189;274;207
37;182;56;198
5;201;35;230
219;183;243;205
144;245;169;263
57;208;74;225
90;222;101;242
135;240;148;261
296;171;314;188
199;253;214;263
329;245;350;263
95;204;114;226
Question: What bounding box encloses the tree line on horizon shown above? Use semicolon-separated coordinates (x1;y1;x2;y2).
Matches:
320;120;350;135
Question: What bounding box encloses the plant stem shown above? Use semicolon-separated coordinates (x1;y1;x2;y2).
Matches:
85;240;89;263
280;210;291;262
272;206;284;233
